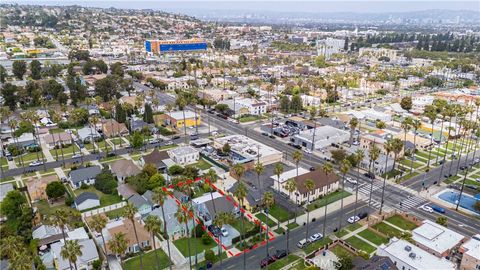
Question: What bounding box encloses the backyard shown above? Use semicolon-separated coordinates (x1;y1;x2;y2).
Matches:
357;229;389;246
345;235;376;254
385;214;418;230
74;186;123;208
173;236;217;256
124;248;172;270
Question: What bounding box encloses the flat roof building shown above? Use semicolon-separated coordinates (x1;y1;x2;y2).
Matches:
412;220;466;258
214;135;282;165
459;235;480;270
293;125;349;150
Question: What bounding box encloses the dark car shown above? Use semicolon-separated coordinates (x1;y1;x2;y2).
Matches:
460;166;468;170
358;212;368;219
364;172;375;179
260;256;277;268
275;250;288;259
207;109;215;114
309;166;315;171
466;184;478;190
207;225;221;237
172;135;181;140
106;152;116;157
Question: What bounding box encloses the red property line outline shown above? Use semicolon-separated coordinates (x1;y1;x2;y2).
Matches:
161;178;275;257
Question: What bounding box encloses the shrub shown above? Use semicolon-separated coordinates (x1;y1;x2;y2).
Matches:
204;250;215;263
45;181;66;199
94;169;118;194
92;260;102;270
202;232;212;245
80;183;89;189
65;195;74;206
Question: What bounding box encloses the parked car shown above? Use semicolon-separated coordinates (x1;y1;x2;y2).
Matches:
29;160;43;167
220;227;229;237
309;166;316;171
260;256;277;268
303;148;312;154
275;250;288;259
72;153;82;158
164;141;174;146
352;141;360;146
364;172;375;179
297;239;310;248
207;225;222;237
347;216;360;224
346;177;358;185
419;205;434;213
308;233;323;242
431;205;446;214
358;212;368;219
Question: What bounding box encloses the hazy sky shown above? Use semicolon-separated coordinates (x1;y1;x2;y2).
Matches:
7;1;480;13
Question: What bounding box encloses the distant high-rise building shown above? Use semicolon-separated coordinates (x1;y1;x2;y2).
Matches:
316;38;345;59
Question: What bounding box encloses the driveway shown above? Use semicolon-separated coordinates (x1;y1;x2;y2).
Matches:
219;224;240;247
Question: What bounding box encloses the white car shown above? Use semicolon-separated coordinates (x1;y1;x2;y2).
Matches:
347;216;360;224
419;205;434;213
164;141;173;146
29;160;43;167
72;154;82;158
352;141;360;146
346;177;358;185
308;233;323;242
303;148;312;154
220;227;229;237
297;238;310;248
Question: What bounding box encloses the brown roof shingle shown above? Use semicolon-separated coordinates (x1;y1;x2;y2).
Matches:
295;170;339;194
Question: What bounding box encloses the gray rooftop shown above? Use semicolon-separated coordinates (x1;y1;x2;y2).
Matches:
69;166;102;184
75;192;99;205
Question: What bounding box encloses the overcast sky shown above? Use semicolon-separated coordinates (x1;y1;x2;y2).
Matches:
7;1;480;13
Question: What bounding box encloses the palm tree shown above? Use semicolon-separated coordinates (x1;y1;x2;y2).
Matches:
29;111;47;171
309;107;318;151
61;240;83;270
424;104;437;170
262;191;275;257
273;163;284;192
123;203;144;270
144;215;162;270
108;232;128;267
284;178;297;252
89;115;99;154
88;215;108;261
349;117;359;145
390;138;404;182
368;143;380;206
233;182;248;270
152;188;173;270
253;161;264;190
175;207;192;270
10;248;33;270
379;139;395;214
321;162;334;237
401;117;412;154
410;118;421;174
8;119;25;171
353;149;365;218
292;150;303;223
213;212;236;268
51;111;67;166
338;159;351;230
175;95;188;143
433;100;448;165
51;208;70;244
303;179;315;240
376;120;386;130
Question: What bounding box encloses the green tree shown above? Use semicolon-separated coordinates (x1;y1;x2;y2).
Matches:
1;190;27;220
1;83;18;111
88;215;108;262
115;103;126;123
400;96;413;112
280;95;290;113
61;240;83;270
151;188;173;270
123;203;144;270
144;215;162;270
143;103;154;124
436;216;448;227
204;250;215;263
290;95;303;113
12;60;27;80
95;75;118;102
108;233;128;266
45;181;66;199
30;60;42;80
110;62;124;77
222;142;231;154
0;64;6;83
130;131;144;149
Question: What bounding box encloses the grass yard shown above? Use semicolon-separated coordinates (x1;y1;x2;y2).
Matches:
371;222;403;238
465;179;480;188
96;140;112;151
287;222;299;230
124;248;172;270
335;229;349;238
35;200;82;224
110;137;125;146
397;172;419;183
385;214;418;231
268;205;293;222
330;244;355;258
358;229;389;246
197;252;227;269
399;159;423;169
15;152;43;166
345;236;376;254
49;128;65;134
74;186;123;208
173;236;216;256
237;115;266;123
49;145;80;158
231;219;256;236
105;207;125;220
267;254;301;270
1;157;7;166
189;158;212;170
306;190;351;212
304;237;333;255
444;175;462;184
0;176;14;183
255;213;277;227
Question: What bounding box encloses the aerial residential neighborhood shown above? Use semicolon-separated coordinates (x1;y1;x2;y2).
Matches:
0;2;479;270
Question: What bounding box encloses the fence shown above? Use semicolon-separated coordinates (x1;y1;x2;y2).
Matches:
82;202;126;218
201;153;230;172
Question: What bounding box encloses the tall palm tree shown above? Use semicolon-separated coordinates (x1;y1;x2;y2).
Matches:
338;159;351;229
108;232;128;267
292;150;303;223
390;138;404;182
232;163;245;184
10;249;33;270
89;115;99;154
8;119;25;171
175;95;188;143
284;178;296;252
88;215;108;261
447;106;466;176
349;117;359;145
262;191;275;257
303;179;315;240
438;105;455;184
353;149;365;218
233;182;248;270
213;212;235;268
309;107;318;151
50;111;66;166
410;118;421;174
273;163;284;192
123;203;144;270
321;162;334;237
152;187;173;270
253;161;264;190
423;104;437;170
29;111;47;171
368;143;380;206
433;100;448;164
379;139;395;214
144;215;162;270
401;117;412;154
51;209;70;245
61;240;83;270
175;207;192;270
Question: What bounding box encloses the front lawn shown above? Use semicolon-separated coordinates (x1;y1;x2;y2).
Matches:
371;222;403;238
268;205;293;222
306;190;351;212
124;248;172;270
385;214;418;231
287;222;299;230
345;236;376;254
330;244;355;258
105;207;125;220
267;254;301;270
255;213;277;227
358;229;389;246
304;237;333;255
173;236;216;257
231;218;256;235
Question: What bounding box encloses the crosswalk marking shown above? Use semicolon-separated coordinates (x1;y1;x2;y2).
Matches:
399;196;427;209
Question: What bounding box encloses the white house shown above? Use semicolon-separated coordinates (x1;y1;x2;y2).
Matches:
74;192;100;211
167;146;200;166
69;166;102;189
51;239;99;270
376;238;456;270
